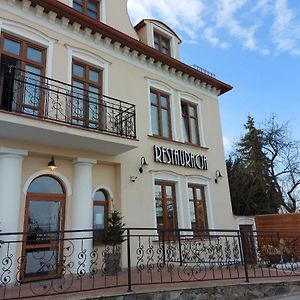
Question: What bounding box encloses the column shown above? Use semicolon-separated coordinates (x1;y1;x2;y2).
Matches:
0;147;28;284
71;157;97;275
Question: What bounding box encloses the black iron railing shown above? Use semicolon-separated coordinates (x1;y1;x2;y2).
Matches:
192;64;216;78
0;63;136;139
0;228;300;299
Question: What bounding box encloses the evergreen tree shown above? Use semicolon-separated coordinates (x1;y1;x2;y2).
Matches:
104;210;125;247
227;116;282;215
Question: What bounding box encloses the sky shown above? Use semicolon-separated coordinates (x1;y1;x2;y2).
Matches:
127;0;300;154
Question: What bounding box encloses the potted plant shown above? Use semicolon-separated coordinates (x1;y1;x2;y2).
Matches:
103;210;125;275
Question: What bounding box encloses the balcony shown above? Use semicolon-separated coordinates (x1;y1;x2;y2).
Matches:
0;63;137;155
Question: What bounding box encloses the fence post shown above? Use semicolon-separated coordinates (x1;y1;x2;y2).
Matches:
238;230;249;283
178;229;183;266
126;228;132;292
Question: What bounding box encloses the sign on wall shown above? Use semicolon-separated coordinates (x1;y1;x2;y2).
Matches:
154;145;208;170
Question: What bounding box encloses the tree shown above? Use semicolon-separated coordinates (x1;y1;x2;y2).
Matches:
262;115;300;212
104;210;125;248
227;116;282;215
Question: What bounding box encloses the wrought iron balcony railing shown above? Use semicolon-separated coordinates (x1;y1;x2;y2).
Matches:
0;228;300;299
0;63;136;139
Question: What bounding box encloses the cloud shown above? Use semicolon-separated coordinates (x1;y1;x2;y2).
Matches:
127;0;300;56
270;0;300;55
223;136;233;155
127;0;205;41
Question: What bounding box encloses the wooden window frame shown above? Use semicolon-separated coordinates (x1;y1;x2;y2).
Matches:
72;59;103;128
155;180;178;239
73;0;100;20
154;31;171;56
150;89;172;140
0;32;47;116
21;175;66;282
188;184;209;236
93;189;109;244
181;101;200;146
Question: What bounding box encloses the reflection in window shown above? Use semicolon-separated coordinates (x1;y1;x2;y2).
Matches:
188;184;208;236
93;189;109;243
73;0;100;20
181;101;200;145
150;90;172;139
155;181;178;239
154;32;170;55
28;176;64;194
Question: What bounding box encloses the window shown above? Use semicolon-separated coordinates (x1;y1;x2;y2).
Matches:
181;101;200;145
72;60;103;128
93;189;109;243
150;89;172;139
0;33;46;115
73;0;100;20
154;32;170;55
188;184;208;235
155;181;178;238
23;175;66;280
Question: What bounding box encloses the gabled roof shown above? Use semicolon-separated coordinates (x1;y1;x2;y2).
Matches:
135;19;182;44
26;0;233;95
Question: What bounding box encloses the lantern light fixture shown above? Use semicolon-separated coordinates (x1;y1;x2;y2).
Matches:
48;156;57;171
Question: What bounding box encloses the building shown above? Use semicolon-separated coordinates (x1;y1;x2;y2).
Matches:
0;0;235;286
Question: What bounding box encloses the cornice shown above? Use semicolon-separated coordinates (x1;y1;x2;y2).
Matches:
11;0;233;95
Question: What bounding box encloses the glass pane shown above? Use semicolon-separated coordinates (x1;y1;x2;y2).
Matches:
161;108;170;137
27;47;43;63
165;185;173;199
191;118;198;144
27;200;61;244
182;115;189;143
162;47;168;55
88;1;97;10
196;187;202;200
189;105;196;117
196;201;207;229
89;70;99;82
189;200;196;223
160;96;168;108
150;92;157;105
93;205;104;229
151;105;159;135
161;39;168;48
3;38;21;55
94;190;106;201
155;184;162;198
73;2;83;11
87;10;97;19
28;176;63;194
23;65;42;112
73;64;84;78
25;249;58;276
188;187;193;200
155;200;163;217
72;81;84;119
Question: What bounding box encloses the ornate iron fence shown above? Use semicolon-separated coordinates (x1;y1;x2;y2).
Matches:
0;228;300;299
0;63;136;139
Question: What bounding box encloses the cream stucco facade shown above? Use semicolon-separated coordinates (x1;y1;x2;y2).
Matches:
0;0;235;280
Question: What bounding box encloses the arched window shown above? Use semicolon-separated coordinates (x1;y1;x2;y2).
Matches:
93;189;109;243
23;175;66;280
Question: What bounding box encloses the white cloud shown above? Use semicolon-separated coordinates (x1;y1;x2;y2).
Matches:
127;0;300;56
223;136;233;155
270;0;300;55
127;0;205;41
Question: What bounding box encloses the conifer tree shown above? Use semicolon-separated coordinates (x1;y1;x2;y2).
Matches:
227;116;282;215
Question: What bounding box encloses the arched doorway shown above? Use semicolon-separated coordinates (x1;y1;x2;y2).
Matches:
22;175;66;280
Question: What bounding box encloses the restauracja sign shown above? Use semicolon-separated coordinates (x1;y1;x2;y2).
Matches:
154;145;208;170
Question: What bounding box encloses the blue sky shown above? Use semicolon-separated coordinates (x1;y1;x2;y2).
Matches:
127;0;300;153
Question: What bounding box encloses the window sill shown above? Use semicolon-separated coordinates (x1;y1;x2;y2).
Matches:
148;135;209;150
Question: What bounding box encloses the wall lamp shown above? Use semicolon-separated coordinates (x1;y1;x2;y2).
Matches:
214;170;223;183
139;156;149;173
48;156;57;171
